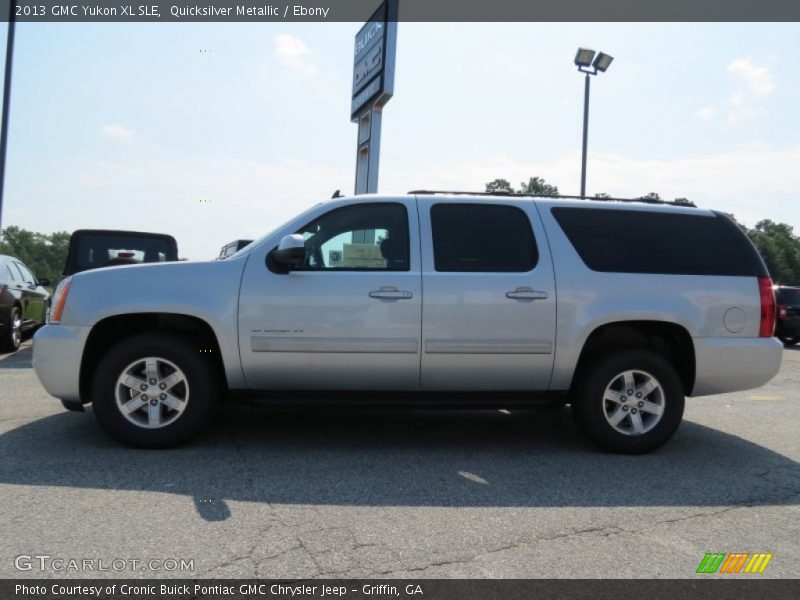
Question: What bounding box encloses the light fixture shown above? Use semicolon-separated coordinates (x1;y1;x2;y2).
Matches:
593;52;614;72
574;48;596;68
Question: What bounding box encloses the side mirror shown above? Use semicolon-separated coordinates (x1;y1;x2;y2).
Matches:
268;234;306;273
37;277;52;287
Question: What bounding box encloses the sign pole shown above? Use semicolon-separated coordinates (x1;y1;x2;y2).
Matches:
351;0;397;196
0;0;16;232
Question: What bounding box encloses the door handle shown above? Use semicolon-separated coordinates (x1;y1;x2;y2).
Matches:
369;286;413;300
506;287;548;300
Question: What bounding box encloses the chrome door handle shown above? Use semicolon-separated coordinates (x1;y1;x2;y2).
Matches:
506;287;548;300
369;286;413;300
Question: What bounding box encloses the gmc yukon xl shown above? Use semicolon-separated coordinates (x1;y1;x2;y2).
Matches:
32;193;783;452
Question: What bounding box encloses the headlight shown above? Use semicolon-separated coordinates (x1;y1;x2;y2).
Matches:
48;277;73;324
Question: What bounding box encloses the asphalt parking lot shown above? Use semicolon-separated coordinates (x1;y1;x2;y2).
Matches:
1;339;798;579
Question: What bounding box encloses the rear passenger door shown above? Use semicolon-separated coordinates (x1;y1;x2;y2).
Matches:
417;197;557;391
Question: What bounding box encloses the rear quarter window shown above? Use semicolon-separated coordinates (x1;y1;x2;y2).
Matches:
551;207;760;276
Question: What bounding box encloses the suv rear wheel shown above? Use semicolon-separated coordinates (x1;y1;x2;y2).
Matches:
779;336;799;347
91;333;218;448
571;349;684;453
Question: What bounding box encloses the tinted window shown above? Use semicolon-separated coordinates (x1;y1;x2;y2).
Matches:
295;203;409;271
777;288;800;305
431;204;537;272
76;235;175;271
552;207;759;276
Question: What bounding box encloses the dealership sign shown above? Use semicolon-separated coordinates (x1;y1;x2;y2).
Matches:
351;0;397;119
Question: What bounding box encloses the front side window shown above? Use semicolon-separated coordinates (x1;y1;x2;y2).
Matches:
430;203;538;272
294;203;409;271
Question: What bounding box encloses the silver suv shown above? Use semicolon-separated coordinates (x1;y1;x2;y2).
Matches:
32;193;783;452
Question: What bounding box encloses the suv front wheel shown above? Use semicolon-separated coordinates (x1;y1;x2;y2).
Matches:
571;349;685;454
91;333;218;448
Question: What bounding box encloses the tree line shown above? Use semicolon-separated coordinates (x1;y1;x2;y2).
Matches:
485;177;800;285
0;226;70;284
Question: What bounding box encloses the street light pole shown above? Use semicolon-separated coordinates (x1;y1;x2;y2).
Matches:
574;48;613;198
0;2;16;232
580;73;590;198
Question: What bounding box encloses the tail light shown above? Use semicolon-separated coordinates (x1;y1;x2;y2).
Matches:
778;305;788;319
758;277;776;337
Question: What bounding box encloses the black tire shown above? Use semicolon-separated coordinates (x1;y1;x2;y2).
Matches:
0;306;22;352
91;332;218;448
571;349;685;454
779;336;799;347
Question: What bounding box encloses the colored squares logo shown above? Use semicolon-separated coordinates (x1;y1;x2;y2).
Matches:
696;552;773;574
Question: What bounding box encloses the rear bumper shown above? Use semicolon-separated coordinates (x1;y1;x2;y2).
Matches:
32;325;91;403
691;337;783;396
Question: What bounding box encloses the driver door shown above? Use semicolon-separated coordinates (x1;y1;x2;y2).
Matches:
238;198;422;391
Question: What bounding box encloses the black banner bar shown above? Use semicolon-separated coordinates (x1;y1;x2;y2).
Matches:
3;579;800;600
2;0;800;22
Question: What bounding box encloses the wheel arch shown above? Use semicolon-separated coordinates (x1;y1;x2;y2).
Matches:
571;320;696;395
79;312;227;403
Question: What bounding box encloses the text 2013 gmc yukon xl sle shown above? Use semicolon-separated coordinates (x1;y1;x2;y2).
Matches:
32;193;783;453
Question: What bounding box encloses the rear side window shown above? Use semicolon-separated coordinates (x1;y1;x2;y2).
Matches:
431;204;537;272
76;235;175;271
777;288;800;304
552;207;759;276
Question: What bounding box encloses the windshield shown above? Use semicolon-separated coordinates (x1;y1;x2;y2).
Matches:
226;203;323;260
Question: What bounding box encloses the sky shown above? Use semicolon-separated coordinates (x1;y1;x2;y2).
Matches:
1;21;799;259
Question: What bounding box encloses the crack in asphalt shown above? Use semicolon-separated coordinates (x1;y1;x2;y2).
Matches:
364;480;800;577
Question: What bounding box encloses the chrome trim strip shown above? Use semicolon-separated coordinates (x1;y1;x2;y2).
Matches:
252;337;419;353
425;339;552;354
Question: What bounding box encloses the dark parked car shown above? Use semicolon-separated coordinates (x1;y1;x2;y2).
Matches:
775;285;800;346
63;229;179;276
1;255;51;351
217;239;253;260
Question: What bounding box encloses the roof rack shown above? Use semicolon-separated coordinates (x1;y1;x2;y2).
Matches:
407;190;697;208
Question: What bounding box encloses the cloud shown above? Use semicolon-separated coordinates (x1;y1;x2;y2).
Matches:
694;106;715;120
274;34;317;76
100;123;134;142
725;57;774;123
727;57;775;96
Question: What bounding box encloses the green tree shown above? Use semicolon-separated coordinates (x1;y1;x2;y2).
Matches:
519;177;558;195
747;220;800;285
485;178;515;193
639;192;662;201
0;226;70;283
485;176;559;195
